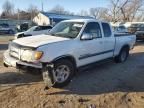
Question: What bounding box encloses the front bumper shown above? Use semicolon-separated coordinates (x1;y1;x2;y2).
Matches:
4;50;55;88
3;50;42;69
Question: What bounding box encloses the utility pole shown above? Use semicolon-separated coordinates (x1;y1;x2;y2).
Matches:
17;9;20;24
41;0;44;12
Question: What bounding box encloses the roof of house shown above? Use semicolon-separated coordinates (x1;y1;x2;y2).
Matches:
41;12;94;20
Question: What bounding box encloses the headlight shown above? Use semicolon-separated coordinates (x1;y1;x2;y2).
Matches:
21;50;43;62
21;50;33;62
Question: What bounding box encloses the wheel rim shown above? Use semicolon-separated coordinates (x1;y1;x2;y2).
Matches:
53;65;70;83
121;50;127;62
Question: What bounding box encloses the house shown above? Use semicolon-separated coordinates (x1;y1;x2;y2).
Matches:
33;12;94;26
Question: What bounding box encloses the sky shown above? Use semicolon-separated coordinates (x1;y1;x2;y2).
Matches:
0;0;110;14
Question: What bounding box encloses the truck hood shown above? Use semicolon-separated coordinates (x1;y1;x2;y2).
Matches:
15;32;25;36
13;34;70;48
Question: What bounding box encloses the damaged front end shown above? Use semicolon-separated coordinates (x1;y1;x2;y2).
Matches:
42;64;56;89
3;42;56;89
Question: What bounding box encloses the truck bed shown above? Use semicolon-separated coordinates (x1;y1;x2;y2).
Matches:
114;33;136;56
114;33;133;37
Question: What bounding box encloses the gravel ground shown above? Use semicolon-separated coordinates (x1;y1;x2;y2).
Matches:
0;42;144;108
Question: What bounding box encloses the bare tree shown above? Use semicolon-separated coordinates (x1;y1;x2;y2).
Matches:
1;0;14;18
120;0;143;22
1;2;39;20
108;0;144;22
79;10;89;16
108;0;122;22
28;5;39;20
50;5;64;14
49;5;73;15
89;8;109;20
89;8;100;18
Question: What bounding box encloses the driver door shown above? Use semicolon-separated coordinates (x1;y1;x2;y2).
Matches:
77;22;105;67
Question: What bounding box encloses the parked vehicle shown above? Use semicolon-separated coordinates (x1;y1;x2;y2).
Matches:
3;19;136;88
128;23;144;40
0;23;14;34
15;25;52;39
17;22;29;32
113;25;128;33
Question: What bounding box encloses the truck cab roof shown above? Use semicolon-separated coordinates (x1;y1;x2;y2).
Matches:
62;19;101;23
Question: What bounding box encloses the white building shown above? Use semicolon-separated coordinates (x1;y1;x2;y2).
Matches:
33;12;93;26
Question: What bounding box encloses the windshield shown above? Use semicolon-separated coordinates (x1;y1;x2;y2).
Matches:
49;21;84;39
131;24;141;27
119;26;126;29
27;26;37;32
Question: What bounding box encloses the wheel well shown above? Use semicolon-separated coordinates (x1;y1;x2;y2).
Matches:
122;45;130;50
119;45;130;55
53;56;77;68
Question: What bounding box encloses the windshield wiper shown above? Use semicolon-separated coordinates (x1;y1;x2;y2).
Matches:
50;33;75;39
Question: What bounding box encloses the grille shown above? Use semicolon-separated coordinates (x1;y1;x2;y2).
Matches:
9;42;35;60
9;42;20;59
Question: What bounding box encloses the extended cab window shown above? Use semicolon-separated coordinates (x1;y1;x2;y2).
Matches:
41;26;52;30
102;23;112;37
83;22;102;38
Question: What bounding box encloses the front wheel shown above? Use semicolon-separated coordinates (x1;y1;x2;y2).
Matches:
114;47;129;63
53;60;75;88
43;59;75;88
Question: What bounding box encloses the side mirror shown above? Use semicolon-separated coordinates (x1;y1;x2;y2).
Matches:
47;29;51;32
81;33;93;40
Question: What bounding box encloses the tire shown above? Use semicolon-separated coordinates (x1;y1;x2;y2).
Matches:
114;47;129;63
53;59;75;88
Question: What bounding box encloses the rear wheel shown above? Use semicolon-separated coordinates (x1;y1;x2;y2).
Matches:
114;47;129;63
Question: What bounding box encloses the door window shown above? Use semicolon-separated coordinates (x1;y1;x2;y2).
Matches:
102;23;112;37
83;22;102;38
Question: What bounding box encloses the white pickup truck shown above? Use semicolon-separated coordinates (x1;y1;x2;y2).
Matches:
3;19;136;88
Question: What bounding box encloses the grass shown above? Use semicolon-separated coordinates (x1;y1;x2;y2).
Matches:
0;35;14;43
